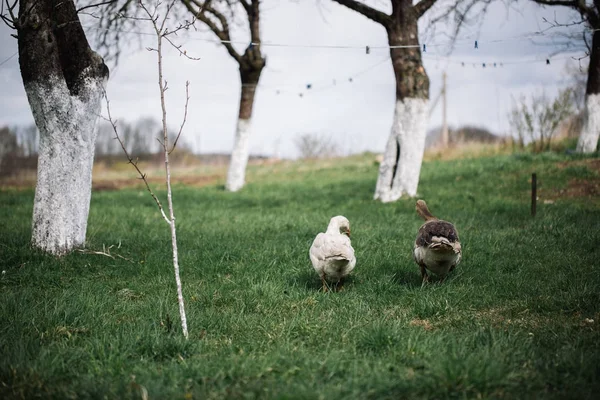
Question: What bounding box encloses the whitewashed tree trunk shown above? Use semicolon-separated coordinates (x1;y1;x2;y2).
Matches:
27;75;105;255
374;98;429;203
576;93;600;153
185;0;264;193
225;118;252;192
17;0;109;255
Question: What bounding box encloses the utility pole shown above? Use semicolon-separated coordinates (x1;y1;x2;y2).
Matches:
441;72;449;147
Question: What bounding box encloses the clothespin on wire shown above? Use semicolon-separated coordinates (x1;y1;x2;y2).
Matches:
423;44;426;52
474;40;478;49
366;46;370;54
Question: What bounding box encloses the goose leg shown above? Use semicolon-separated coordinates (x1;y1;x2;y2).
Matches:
420;264;429;284
337;278;345;292
321;274;328;292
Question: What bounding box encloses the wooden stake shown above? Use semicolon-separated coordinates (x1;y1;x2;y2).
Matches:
531;173;537;217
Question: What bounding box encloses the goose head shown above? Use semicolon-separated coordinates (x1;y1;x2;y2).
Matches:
326;215;351;237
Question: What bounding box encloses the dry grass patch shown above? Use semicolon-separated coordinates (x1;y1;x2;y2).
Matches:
409;318;434;331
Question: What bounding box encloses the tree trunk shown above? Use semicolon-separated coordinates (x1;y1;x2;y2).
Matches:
577;30;600;153
374;9;429;202
17;0;109;255
225;58;264;192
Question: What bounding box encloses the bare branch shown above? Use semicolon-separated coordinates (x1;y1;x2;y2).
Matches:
102;92;171;225
531;0;598;23
248;0;261;44
414;0;438;18
1;0;19;30
331;0;391;27
90;0;141;64
170;81;190;154
527;4;592;56
165;16;197;36
239;0;251;13
76;244;135;263
159;0;177;32
530;0;579;7
542;13;587;29
163;34;201;59
182;0;242;62
423;0;495;55
77;0;118;14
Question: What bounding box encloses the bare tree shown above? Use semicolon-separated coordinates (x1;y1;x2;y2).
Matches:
294;133;337;159
526;0;600;153
104;0;194;339
2;0;109;255
14;124;39;157
181;0;265;191
89;0;265;191
508;88;575;152
330;0;493;202
0;126;18;167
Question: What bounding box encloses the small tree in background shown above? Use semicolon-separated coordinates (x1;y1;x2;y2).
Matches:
508;88;575;152
525;0;600;153
294;133;337;159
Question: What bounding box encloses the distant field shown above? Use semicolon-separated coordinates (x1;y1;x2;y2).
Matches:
1;151;599;399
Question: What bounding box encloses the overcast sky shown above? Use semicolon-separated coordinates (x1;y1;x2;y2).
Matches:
0;0;584;158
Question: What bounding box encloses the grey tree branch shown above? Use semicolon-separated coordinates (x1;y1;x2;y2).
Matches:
414;0;438;18
77;0;118;14
239;0;251;13
530;0;579;7
331;0;391;27
532;0;598;22
248;0;260;44
1;0;19;30
182;0;242;62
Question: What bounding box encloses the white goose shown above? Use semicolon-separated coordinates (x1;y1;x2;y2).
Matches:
309;216;356;292
413;200;462;283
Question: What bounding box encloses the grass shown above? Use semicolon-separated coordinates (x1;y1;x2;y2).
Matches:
1;151;599;399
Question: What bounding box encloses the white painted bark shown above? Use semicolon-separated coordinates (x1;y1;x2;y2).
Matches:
374;98;429;203
27;72;105;255
576;93;600;153
225;118;252;192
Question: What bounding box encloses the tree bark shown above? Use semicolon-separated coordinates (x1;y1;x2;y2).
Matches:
374;4;430;202
17;0;109;255
225;50;265;192
577;29;600;153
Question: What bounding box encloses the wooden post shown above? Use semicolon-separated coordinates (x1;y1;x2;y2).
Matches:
531;173;537;217
441;72;448;147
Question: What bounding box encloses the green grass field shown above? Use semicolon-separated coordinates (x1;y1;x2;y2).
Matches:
1;152;599;399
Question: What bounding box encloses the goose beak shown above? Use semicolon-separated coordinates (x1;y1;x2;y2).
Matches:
345;228;351;237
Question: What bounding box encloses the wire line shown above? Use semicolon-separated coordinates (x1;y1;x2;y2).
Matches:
0;51;18;68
